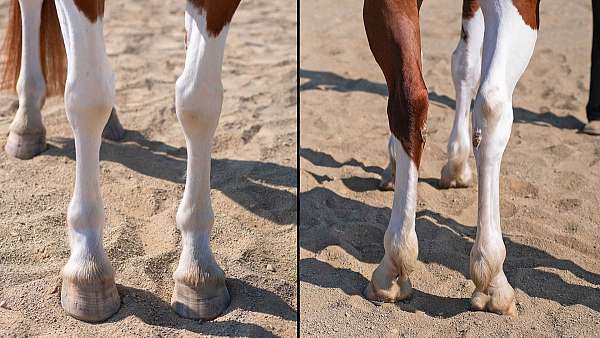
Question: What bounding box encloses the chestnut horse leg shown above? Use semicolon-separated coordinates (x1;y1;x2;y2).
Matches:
363;0;428;303
469;0;539;316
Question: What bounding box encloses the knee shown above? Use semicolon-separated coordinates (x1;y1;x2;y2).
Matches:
175;76;223;133
64;74;114;130
390;86;428;164
410;87;430;113
475;83;511;124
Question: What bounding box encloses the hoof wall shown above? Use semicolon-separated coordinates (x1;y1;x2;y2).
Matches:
5;132;46;159
102;108;125;141
439;163;472;189
60;278;120;323
171;282;230;321
363;278;412;304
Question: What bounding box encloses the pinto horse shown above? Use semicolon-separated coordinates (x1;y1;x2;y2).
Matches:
0;0;240;322
363;0;543;315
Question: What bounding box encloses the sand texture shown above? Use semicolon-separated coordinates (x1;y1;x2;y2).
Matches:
300;1;600;337
0;0;297;336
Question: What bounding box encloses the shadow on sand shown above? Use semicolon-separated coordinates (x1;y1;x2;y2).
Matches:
104;278;295;337
300;68;586;130
299;149;600;318
40;131;296;333
45;130;297;226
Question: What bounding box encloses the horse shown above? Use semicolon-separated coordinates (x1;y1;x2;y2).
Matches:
362;0;544;316
0;0;241;322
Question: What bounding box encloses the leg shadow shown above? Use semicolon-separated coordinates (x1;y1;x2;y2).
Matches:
300;186;600;314
106;279;294;337
300;68;387;95
299;147;384;175
301;68;585;130
299;257;467;318
45;131;297;226
301;147;440;192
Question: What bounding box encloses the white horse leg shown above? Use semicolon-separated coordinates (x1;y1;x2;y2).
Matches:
55;0;119;322
440;3;484;188
5;0;47;159
469;0;538;316
364;137;419;302
170;3;231;321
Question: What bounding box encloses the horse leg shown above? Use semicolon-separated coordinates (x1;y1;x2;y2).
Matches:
170;0;240;321
469;0;539;316
363;0;428;303
55;0;119;322
4;0;47;159
440;0;484;188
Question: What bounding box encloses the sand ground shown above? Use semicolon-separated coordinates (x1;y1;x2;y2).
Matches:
300;1;600;337
0;0;297;336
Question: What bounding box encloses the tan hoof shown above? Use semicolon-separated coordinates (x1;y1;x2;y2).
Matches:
470;285;517;316
439;162;472;189
363;277;412;304
171;281;230;321
60;277;120;322
5;131;47;159
102;108;125;141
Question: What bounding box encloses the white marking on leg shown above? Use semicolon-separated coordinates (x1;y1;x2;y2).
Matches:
170;3;231;320
5;0;47;158
366;137;418;302
54;0;119;322
469;0;538;316
441;8;484;188
175;3;227;280
56;0;114;273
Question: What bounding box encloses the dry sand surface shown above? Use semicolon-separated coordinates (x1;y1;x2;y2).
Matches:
300;0;600;336
0;0;297;336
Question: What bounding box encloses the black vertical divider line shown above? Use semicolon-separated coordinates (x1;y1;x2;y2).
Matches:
296;0;301;336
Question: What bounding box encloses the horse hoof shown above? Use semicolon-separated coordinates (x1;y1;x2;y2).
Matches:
439;162;472;189
5;131;47;159
60;277;120;323
470;286;517;317
171;281;230;321
102;108;125;141
363;278;412;304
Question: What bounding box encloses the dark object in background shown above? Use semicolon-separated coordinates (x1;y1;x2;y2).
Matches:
583;0;600;134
